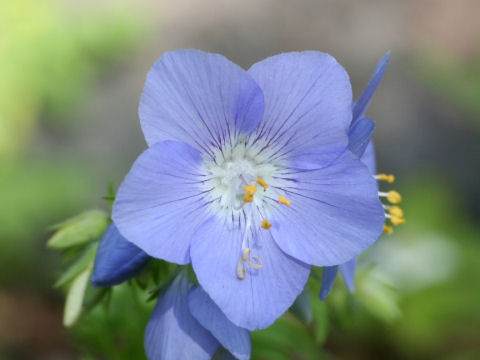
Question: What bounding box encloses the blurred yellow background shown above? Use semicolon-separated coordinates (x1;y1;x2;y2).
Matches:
1;0;480;359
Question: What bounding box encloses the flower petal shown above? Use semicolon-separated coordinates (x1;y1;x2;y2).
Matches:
348;117;375;159
319;266;338;301
319;256;356;300
145;272;219;360
270;150;385;266
361;141;377;174
339;257;357;292
190;216;311;331
139;49;264;154
91;223;149;287
352;52;390;124
112;141;212;264
248;51;352;169
189;287;251;360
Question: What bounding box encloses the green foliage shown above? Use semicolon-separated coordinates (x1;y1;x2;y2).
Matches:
356;268;401;322
64;264;94;327
290;287;313;325
0;0;145;156
55;243;98;288
413;50;480;124
47;210;109;249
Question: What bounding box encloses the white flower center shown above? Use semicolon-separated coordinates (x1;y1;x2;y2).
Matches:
199;137;292;280
200;138;287;225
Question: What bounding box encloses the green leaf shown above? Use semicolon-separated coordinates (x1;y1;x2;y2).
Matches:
312;298;329;345
47;210;109;249
55;243;98;287
63;263;93;327
290;287;313;325
356;268;401;322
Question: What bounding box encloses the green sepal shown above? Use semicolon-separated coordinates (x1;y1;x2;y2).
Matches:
63;263;94;327
55;242;98;288
47;210;109;249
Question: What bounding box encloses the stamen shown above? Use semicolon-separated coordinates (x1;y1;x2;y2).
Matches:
236;247;263;279
374;174;395;183
390;216;406;226
383;224;394;234
388;205;404;218
261;219;272;229
243;184;257;203
247;255;263;269
256;177;268;191
378;190;402;204
237;259;246;279
242;247;251;261
278;195;291;207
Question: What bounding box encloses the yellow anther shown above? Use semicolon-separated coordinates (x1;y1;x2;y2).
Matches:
256;177;268;191
244;194;254;202
244;184;257;196
383;224;394;235
390;216;406;226
387;190;402;204
243;184;257;203
388;206;404;218
261;219;272;229
376;174;395;183
278;195;291;207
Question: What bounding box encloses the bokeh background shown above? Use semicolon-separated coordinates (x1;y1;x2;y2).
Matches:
1;0;480;359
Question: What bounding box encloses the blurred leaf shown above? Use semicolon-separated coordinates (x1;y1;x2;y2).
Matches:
64;263;93;327
413;50;480;123
0;0;147;156
55;242;98;287
83;287;111;315
73;284;153;359
47;210;109;249
356;267;401;322
290;287;313;325
252;314;323;360
312;297;329;345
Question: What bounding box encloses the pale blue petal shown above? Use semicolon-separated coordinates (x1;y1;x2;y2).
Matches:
319;266;338;301
139;49;264;154
339;257;357;292
91;223;149;287
112;141;212;264
361;141;377;174
189;287;251;360
352;52;390;124
248;51;352;169
145;272;219;360
190;216;311;331
348;117;375;159
270;150;385;266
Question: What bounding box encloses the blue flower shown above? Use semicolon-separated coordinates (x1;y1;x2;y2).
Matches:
112;49;385;330
91;223;149;287
145;271;250;360
320;53;397;300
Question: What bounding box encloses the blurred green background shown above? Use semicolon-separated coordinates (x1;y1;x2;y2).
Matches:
1;0;479;359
